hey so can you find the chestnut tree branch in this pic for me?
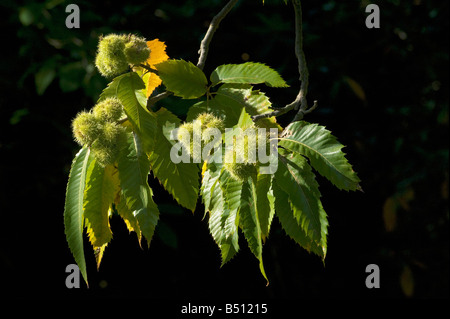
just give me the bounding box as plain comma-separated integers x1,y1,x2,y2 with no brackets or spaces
146,0,238,109
147,90,172,108
196,0,239,70
252,0,317,123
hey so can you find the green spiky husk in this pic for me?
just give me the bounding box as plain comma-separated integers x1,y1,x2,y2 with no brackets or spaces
123,35,150,65
95,34,129,78
92,97,124,122
72,111,102,146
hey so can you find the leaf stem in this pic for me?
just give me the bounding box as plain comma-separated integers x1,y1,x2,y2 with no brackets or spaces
147,91,172,108
196,0,239,70
138,64,158,74
117,117,128,124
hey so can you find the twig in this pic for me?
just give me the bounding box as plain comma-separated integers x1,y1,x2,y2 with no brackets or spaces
147,91,172,108
117,117,128,124
292,0,308,113
145,0,238,109
252,0,317,123
138,64,158,73
293,100,318,121
197,0,239,70
252,103,296,121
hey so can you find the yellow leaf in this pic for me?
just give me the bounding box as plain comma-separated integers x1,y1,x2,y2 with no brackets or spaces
144,39,169,97
115,192,141,236
94,244,108,270
146,39,169,66
382,197,397,232
398,187,414,211
344,76,366,102
201,161,207,179
145,72,163,98
400,265,414,297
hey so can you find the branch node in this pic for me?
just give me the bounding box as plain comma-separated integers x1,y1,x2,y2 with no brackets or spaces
293,100,318,122
147,91,172,109
251,0,316,125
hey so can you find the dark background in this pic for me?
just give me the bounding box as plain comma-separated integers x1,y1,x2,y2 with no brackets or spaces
0,0,448,303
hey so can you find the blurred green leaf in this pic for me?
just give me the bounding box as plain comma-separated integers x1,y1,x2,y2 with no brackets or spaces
18,7,34,26
9,108,29,125
156,221,178,249
35,65,56,95
59,62,84,92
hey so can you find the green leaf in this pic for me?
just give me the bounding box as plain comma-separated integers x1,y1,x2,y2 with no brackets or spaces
200,162,220,213
35,64,56,95
156,59,207,99
83,160,119,248
217,169,241,246
149,108,200,211
202,163,240,265
210,62,289,88
256,173,275,240
235,105,255,130
218,236,239,266
64,147,93,285
187,84,281,129
274,149,328,255
100,72,157,153
240,176,268,283
117,131,159,247
115,191,141,239
204,163,224,216
278,121,361,191
272,181,324,258
186,95,240,129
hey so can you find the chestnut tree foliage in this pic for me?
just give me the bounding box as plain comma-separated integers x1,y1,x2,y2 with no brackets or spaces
64,0,361,285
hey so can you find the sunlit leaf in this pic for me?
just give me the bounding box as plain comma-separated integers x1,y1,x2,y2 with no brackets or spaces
274,148,328,256
83,160,119,248
256,173,275,240
240,176,268,284
210,62,288,88
156,59,207,99
279,121,361,191
272,181,324,258
64,147,93,285
143,72,163,98
99,72,158,153
115,190,141,237
118,131,159,247
149,108,200,211
187,84,281,129
146,39,169,66
144,39,169,97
